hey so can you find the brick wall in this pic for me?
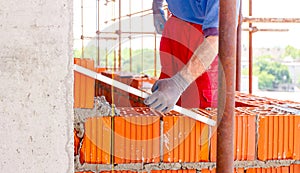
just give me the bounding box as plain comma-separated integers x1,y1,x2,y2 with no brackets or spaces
74,60,300,173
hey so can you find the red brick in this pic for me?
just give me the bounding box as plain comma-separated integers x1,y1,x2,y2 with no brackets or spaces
80,117,111,164
74,58,95,108
211,108,255,161
163,112,210,163
114,107,161,163
74,130,80,156
258,114,300,160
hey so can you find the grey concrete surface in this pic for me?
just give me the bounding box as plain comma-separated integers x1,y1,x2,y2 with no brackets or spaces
0,0,73,172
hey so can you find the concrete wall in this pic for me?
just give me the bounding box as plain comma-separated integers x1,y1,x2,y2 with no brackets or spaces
0,0,73,172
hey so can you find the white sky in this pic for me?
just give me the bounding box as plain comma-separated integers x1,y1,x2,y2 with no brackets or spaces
73,0,300,49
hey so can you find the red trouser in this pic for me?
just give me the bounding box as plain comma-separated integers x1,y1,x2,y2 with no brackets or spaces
159,16,218,109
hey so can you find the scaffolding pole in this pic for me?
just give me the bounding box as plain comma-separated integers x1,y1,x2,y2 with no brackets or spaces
236,0,242,91
217,0,237,172
248,0,253,94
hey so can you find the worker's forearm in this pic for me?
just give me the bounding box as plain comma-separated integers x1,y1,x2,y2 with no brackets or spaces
178,36,219,84
153,0,164,13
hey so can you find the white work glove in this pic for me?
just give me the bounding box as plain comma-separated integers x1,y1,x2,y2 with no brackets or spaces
144,73,189,113
152,1,166,34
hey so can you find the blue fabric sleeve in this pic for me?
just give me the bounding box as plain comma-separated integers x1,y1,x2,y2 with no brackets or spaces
153,0,164,13
203,0,219,36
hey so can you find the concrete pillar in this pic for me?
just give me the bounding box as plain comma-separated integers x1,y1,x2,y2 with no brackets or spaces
0,0,73,172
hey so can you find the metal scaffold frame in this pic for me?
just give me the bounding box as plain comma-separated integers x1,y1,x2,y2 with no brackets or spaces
76,0,300,172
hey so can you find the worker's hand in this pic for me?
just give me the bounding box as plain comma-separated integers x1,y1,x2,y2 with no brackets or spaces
152,1,166,34
144,73,189,113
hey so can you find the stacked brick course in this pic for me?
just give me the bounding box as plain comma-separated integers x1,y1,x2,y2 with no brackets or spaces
74,60,300,173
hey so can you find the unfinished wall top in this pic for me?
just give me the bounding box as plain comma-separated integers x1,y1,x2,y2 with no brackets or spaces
0,0,73,172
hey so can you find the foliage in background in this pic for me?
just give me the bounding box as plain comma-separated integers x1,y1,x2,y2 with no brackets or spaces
74,47,160,77
283,45,300,60
242,55,291,90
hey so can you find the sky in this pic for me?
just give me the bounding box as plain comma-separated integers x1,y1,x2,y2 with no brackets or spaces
241,0,300,48
73,0,300,50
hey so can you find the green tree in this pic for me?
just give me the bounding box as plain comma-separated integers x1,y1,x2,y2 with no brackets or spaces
283,45,300,60
255,55,291,90
74,47,160,77
258,71,275,90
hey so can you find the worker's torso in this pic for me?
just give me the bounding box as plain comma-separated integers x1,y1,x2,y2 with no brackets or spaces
166,0,210,24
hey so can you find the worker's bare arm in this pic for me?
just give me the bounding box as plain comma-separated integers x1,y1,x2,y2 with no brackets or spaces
178,35,219,84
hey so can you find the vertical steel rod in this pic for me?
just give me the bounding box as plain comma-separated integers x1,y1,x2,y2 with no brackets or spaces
97,0,100,66
129,0,132,72
114,49,117,69
141,0,144,74
217,0,237,172
249,0,253,94
154,33,157,77
81,0,84,59
105,40,108,69
236,0,242,91
118,0,122,70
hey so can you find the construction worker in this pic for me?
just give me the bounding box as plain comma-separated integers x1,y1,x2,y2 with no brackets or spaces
144,0,219,113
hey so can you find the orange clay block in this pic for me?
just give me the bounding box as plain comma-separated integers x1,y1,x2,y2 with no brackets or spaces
152,115,160,163
204,168,244,173
79,132,85,164
288,115,294,159
283,115,289,159
199,120,209,161
96,117,103,163
114,116,125,163
74,130,80,156
102,117,111,164
294,115,300,160
195,120,201,161
268,116,274,160
234,115,237,161
151,169,196,173
74,58,81,108
136,116,142,162
273,115,279,159
184,117,190,162
246,168,256,173
141,116,148,162
84,118,92,163
247,114,256,160
290,164,300,173
130,116,137,163
79,59,87,108
258,115,268,161
237,168,245,173
189,118,196,162
85,59,95,108
163,116,173,162
188,170,196,173
242,115,247,160
210,123,217,162
237,114,243,160
125,116,131,163
281,166,289,173
173,116,179,162
271,168,276,173
278,115,284,159
90,118,97,163
178,116,185,162
200,170,210,173
147,116,154,162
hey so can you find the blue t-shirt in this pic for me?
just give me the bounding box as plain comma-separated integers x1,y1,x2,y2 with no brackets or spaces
166,0,219,31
